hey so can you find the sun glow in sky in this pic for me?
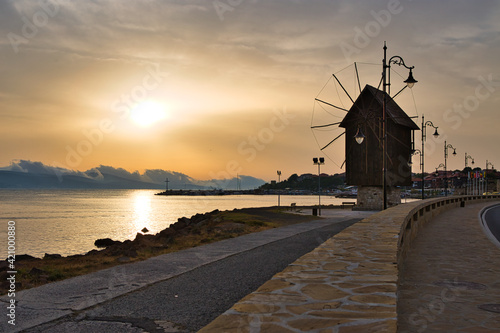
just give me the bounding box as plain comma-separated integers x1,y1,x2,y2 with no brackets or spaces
130,101,167,127
0,0,499,181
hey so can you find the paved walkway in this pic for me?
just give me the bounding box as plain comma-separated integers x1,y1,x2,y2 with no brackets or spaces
0,210,373,333
199,205,405,333
398,201,500,332
200,199,500,332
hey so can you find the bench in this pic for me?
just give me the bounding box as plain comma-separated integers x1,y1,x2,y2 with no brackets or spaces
341,202,356,209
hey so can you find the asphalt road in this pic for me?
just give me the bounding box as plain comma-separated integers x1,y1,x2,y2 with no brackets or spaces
28,218,360,333
482,203,500,246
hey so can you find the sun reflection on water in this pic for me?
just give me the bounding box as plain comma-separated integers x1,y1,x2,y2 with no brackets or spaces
132,192,152,233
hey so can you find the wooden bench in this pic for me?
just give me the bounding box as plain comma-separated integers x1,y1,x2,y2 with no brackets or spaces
341,202,356,209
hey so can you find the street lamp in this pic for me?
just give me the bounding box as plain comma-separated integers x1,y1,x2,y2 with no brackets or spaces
382,42,417,209
277,170,281,207
313,157,325,215
409,149,422,196
409,149,422,166
435,163,445,193
444,141,457,196
421,115,439,200
486,161,495,195
465,153,475,168
464,153,474,195
435,163,445,174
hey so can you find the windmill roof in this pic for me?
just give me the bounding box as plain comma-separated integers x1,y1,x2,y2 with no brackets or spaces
339,85,419,130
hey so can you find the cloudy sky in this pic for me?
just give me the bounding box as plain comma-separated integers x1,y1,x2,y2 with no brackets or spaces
1,0,499,181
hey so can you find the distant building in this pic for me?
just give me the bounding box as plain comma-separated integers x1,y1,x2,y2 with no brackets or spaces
411,177,422,188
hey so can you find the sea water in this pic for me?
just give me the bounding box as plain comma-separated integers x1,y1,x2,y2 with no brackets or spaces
0,189,351,258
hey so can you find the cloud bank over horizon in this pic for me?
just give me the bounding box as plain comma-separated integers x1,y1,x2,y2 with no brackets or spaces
0,160,266,190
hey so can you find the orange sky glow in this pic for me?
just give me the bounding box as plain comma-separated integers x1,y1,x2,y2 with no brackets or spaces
1,0,499,181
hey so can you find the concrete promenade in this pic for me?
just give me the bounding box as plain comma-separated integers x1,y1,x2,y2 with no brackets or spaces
200,196,500,332
199,206,405,332
398,201,500,332
0,210,372,333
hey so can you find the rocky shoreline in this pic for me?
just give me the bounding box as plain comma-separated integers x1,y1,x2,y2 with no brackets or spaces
90,209,224,259
1,206,320,294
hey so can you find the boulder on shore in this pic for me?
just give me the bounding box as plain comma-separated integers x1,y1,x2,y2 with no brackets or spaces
15,254,40,262
94,238,120,248
44,253,62,259
158,227,176,238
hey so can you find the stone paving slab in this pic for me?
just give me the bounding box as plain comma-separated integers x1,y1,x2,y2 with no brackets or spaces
398,201,500,332
0,210,371,333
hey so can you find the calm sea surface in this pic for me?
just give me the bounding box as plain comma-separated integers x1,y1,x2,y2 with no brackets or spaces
0,189,355,258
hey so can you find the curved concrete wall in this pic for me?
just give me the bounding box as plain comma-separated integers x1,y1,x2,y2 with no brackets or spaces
397,195,500,265
200,195,500,333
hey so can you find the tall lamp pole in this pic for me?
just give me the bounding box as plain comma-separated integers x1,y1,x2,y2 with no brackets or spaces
486,161,495,194
421,115,439,199
409,148,422,195
444,141,457,196
277,170,281,207
436,163,445,193
465,153,474,195
465,153,475,168
382,42,417,209
313,157,324,216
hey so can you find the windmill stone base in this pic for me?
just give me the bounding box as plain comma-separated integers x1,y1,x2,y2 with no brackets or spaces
355,186,401,211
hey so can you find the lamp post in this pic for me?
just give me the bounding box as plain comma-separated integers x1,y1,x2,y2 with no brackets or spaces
313,157,324,216
486,161,495,195
465,153,475,168
465,153,474,195
435,163,445,194
277,170,281,207
444,141,457,196
409,149,422,196
436,163,445,174
421,115,439,200
382,42,417,209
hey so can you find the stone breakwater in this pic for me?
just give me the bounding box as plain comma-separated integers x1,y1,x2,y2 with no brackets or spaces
200,195,500,332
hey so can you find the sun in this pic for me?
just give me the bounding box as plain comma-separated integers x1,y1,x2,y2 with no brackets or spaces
130,101,167,127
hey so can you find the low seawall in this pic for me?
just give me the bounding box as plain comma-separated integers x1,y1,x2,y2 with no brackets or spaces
199,195,500,332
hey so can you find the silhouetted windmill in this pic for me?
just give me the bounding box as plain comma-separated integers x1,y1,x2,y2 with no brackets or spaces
311,62,419,209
